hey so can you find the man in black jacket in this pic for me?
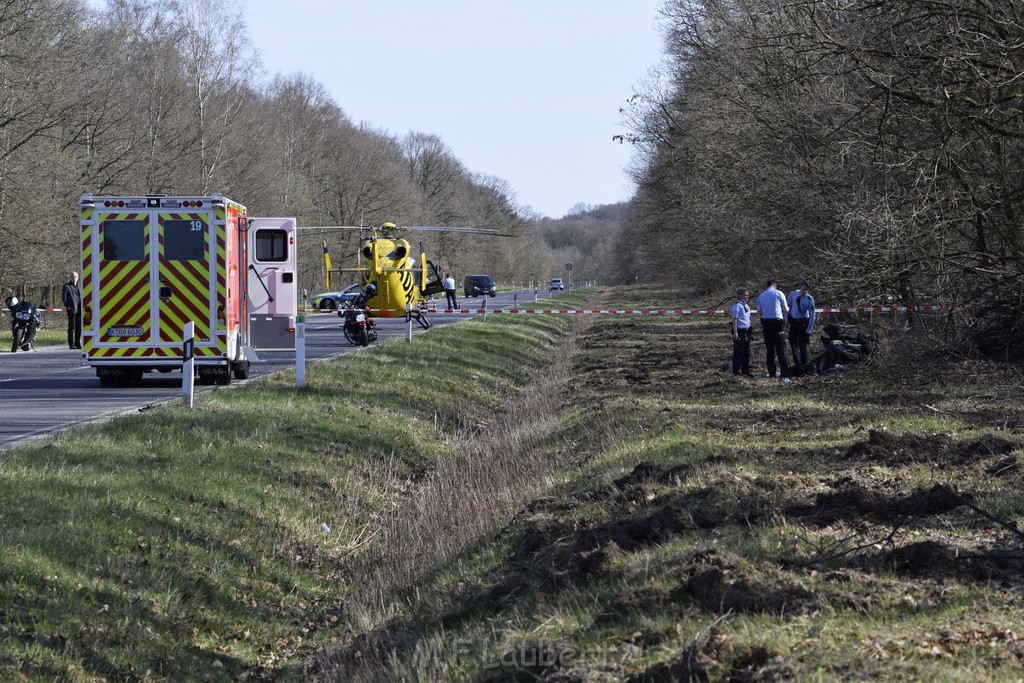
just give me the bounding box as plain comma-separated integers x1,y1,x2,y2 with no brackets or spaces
61,271,82,349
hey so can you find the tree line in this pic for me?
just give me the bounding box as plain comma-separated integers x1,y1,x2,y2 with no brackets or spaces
0,0,566,303
615,0,1024,355
533,202,627,285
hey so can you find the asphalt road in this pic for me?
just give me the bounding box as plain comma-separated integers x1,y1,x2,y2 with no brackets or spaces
0,290,538,452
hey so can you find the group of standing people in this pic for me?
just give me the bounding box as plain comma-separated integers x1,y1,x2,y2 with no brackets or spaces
731,280,816,378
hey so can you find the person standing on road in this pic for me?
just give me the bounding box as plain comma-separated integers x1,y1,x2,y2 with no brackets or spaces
756,280,790,378
443,273,458,310
787,281,816,375
61,271,82,349
730,287,753,377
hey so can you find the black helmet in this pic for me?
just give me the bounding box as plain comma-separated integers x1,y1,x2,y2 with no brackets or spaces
4,295,18,309
364,283,378,298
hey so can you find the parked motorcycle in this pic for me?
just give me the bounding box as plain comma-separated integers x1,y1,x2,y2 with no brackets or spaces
341,286,378,347
4,295,43,352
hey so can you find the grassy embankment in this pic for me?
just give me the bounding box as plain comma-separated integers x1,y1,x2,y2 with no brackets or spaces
4,285,1024,681
313,285,1024,682
0,291,586,680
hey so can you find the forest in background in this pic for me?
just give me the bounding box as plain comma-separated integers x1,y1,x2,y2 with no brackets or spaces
533,201,626,286
615,0,1024,355
15,0,1019,354
0,0,591,304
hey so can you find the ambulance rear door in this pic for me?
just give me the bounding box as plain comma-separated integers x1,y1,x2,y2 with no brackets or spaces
88,201,157,359
246,217,297,351
155,202,219,360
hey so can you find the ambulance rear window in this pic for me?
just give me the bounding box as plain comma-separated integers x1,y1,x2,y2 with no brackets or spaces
102,220,145,260
255,229,288,262
164,219,207,260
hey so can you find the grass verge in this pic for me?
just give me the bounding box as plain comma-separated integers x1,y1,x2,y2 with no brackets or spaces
6,284,1024,681
311,285,1024,682
1,324,64,351
0,293,587,680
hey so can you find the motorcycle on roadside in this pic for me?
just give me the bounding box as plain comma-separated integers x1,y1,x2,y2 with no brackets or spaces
4,295,43,352
341,285,378,347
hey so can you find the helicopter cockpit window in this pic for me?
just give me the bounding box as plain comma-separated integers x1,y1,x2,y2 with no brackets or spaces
255,229,288,262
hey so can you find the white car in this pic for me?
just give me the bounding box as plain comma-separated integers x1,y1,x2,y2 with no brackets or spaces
549,278,564,290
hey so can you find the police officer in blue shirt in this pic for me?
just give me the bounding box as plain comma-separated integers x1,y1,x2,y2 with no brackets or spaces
756,280,791,378
787,281,816,374
730,287,753,376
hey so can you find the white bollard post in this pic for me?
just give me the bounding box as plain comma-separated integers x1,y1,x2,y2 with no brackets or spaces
296,317,305,388
182,321,195,408
406,303,413,342
480,296,487,321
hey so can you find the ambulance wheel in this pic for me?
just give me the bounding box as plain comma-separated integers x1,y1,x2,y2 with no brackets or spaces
99,375,116,387
233,361,250,380
216,368,231,385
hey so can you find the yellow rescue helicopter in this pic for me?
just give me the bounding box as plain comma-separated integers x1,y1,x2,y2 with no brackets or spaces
301,222,511,327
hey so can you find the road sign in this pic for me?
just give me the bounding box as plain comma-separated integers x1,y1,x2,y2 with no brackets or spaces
565,263,573,270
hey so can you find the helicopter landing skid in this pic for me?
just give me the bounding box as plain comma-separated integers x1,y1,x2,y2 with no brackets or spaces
408,309,432,330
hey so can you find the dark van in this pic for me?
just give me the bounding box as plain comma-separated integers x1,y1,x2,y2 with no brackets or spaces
463,274,496,297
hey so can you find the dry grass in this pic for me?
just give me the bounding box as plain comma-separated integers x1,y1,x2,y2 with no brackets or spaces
348,308,591,626
308,285,1024,682
6,284,1023,681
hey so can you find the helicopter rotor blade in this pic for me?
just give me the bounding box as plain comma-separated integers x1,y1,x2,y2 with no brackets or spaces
296,224,514,237
402,225,514,236
295,226,366,237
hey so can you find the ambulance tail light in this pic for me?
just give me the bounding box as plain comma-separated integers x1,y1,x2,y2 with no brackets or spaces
83,305,92,327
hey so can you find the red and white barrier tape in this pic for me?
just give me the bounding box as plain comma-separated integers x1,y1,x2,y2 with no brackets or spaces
298,305,944,315
2,305,944,316
419,305,942,315
11,307,70,313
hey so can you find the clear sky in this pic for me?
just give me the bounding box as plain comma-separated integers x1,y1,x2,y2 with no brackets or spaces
243,0,665,219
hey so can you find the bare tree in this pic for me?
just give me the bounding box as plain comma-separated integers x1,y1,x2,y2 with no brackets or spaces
0,0,89,290
621,0,1024,354
0,0,542,298
401,131,467,224
174,0,258,193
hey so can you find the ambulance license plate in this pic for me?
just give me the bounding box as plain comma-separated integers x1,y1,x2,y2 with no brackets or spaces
107,325,144,337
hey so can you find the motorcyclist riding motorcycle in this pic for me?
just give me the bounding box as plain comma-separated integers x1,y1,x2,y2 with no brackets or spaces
4,295,43,352
341,283,378,347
